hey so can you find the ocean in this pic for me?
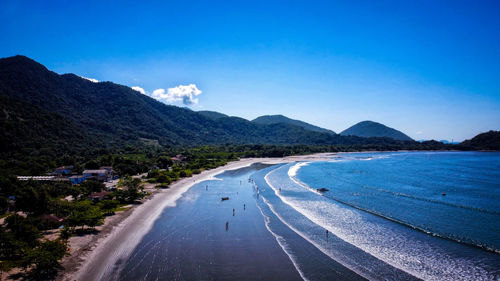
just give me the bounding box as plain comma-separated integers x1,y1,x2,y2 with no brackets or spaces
117,151,500,280
255,151,500,280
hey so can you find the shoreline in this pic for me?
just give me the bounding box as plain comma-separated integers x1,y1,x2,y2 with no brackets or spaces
55,150,473,280
58,150,488,280
61,156,320,281
57,151,395,280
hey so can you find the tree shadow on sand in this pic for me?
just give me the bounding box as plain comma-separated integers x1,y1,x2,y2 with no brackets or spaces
8,267,60,281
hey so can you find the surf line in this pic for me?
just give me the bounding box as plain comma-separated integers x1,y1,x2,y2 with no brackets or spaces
287,163,500,254
253,192,310,281
257,171,374,281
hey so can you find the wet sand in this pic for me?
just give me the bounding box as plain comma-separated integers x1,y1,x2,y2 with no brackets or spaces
66,158,280,280
117,164,303,280
65,154,337,281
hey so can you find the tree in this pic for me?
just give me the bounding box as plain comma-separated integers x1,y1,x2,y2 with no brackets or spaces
14,185,49,215
84,160,99,169
81,180,105,193
67,201,103,231
118,176,142,191
0,224,26,267
114,176,144,203
98,199,119,215
156,173,171,184
5,215,40,246
156,156,173,168
147,169,159,179
179,169,192,178
23,239,67,277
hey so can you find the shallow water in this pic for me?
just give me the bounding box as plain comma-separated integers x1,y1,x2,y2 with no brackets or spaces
267,151,500,280
117,164,337,280
117,152,500,280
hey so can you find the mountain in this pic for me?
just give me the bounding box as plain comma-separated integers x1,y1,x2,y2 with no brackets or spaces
340,121,413,141
0,55,366,149
0,94,101,174
252,115,335,134
439,140,460,145
460,131,500,150
0,55,452,174
197,110,228,120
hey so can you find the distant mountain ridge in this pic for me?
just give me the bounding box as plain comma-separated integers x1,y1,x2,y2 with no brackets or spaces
341,120,413,141
5,55,497,175
197,110,228,120
0,55,388,149
252,115,335,135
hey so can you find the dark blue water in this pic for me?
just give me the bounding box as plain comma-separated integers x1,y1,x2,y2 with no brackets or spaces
296,151,500,252
261,151,500,280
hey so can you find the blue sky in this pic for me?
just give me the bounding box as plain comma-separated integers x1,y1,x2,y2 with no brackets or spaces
1,0,499,141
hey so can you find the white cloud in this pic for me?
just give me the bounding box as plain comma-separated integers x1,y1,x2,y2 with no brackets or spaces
80,76,99,83
151,88,167,99
131,84,202,106
153,84,202,105
131,86,146,95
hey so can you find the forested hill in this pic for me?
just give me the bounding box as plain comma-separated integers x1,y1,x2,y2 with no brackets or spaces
340,120,413,141
0,55,467,175
0,55,388,148
460,131,500,150
252,115,336,134
197,110,228,120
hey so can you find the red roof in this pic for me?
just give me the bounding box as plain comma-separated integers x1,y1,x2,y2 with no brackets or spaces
89,191,111,199
39,214,64,223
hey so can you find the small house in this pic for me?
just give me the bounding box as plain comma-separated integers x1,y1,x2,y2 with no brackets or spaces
69,175,86,184
17,176,56,182
171,154,185,164
55,166,74,175
99,166,114,179
100,166,113,172
83,169,109,181
38,214,64,228
39,214,64,224
88,191,112,201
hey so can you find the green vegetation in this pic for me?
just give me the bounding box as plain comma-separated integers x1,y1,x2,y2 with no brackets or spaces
0,54,498,279
252,114,336,134
340,120,414,141
1,55,453,177
459,130,500,150
0,175,143,277
0,146,241,278
0,55,350,151
197,110,229,120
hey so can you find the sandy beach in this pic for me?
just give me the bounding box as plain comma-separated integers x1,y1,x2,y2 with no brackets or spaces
60,155,333,281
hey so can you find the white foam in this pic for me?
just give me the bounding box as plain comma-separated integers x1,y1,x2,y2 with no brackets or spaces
262,173,373,280
255,197,309,281
288,162,309,177
262,164,495,281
